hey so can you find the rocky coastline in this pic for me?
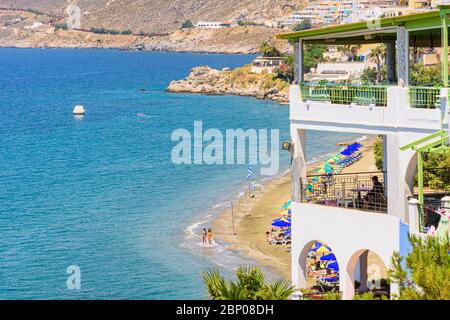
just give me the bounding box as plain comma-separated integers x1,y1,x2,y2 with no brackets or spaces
167,66,290,104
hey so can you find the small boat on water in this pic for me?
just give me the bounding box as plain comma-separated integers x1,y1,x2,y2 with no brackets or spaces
73,105,86,115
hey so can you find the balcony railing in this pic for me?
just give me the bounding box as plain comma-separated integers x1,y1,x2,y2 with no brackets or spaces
418,198,449,234
409,86,441,109
300,83,387,107
300,171,388,213
299,83,445,109
416,167,450,234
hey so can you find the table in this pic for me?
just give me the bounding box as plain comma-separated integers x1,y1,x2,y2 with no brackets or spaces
350,187,372,209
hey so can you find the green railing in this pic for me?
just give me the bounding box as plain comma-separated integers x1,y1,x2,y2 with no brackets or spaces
409,86,441,109
300,84,387,107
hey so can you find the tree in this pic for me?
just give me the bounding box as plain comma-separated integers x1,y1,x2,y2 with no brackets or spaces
303,44,326,73
337,45,361,61
374,138,384,171
368,44,386,83
361,67,378,84
276,55,294,83
181,20,194,29
389,235,450,300
202,265,295,300
292,19,312,31
258,42,282,57
120,29,132,35
409,63,442,86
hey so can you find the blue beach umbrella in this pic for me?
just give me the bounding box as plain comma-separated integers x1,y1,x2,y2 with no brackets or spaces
311,242,331,252
272,218,291,228
323,277,339,283
327,261,339,271
320,253,337,261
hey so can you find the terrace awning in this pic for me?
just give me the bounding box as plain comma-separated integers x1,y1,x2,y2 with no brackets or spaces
276,5,450,87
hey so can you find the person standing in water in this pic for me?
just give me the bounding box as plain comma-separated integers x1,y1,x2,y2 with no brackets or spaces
202,228,208,245
207,228,213,245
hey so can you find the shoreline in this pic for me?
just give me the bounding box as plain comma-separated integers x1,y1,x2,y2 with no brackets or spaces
212,136,379,279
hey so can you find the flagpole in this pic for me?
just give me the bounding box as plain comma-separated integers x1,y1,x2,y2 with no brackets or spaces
231,202,236,235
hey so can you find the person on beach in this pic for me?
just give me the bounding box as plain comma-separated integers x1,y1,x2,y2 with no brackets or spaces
207,228,213,245
202,228,207,245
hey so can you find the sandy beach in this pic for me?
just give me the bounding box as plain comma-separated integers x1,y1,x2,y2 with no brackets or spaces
214,136,379,279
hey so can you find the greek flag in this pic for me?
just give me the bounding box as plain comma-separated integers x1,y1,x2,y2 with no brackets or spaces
246,165,254,180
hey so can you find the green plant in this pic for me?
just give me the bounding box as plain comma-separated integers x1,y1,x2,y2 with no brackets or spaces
292,19,312,31
181,20,194,29
322,292,342,300
374,138,384,171
410,63,442,86
202,265,295,300
303,44,326,72
258,42,282,57
353,292,388,300
120,29,132,35
388,235,450,300
361,67,378,85
54,23,68,30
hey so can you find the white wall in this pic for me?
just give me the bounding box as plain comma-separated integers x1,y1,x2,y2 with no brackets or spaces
291,203,402,299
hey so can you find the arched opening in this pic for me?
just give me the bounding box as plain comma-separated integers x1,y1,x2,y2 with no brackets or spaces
298,240,340,296
346,249,389,299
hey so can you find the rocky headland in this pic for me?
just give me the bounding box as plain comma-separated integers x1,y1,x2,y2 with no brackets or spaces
167,65,290,104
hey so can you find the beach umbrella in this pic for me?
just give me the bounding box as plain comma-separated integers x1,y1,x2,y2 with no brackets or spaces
327,261,339,271
323,277,339,283
272,217,291,228
320,253,337,261
282,200,292,209
315,246,331,255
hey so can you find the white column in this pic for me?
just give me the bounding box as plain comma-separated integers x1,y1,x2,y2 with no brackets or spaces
291,128,307,203
396,26,409,86
386,134,402,219
408,198,420,234
358,251,369,293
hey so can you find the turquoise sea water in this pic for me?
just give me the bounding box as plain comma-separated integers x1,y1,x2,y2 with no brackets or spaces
0,49,358,299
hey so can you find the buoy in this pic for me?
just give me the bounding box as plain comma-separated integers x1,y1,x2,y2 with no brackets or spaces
73,105,86,115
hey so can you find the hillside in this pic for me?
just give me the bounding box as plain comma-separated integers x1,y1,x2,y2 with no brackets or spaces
0,0,306,33
0,8,291,53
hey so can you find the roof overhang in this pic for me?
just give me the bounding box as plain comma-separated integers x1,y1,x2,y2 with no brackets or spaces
276,9,445,44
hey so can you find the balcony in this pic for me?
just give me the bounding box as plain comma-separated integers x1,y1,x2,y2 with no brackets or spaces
300,83,388,107
290,84,445,135
299,171,388,214
299,83,443,109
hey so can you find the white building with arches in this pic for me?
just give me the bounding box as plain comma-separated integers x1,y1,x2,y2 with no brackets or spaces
277,7,450,299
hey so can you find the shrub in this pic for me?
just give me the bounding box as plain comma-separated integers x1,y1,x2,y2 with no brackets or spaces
181,20,194,29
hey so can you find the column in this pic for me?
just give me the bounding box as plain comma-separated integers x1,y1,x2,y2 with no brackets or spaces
440,8,449,87
358,251,369,293
408,198,420,234
385,41,397,84
291,128,307,203
294,39,304,84
396,26,409,86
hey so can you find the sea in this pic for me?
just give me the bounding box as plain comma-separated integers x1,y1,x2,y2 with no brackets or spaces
0,48,359,299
